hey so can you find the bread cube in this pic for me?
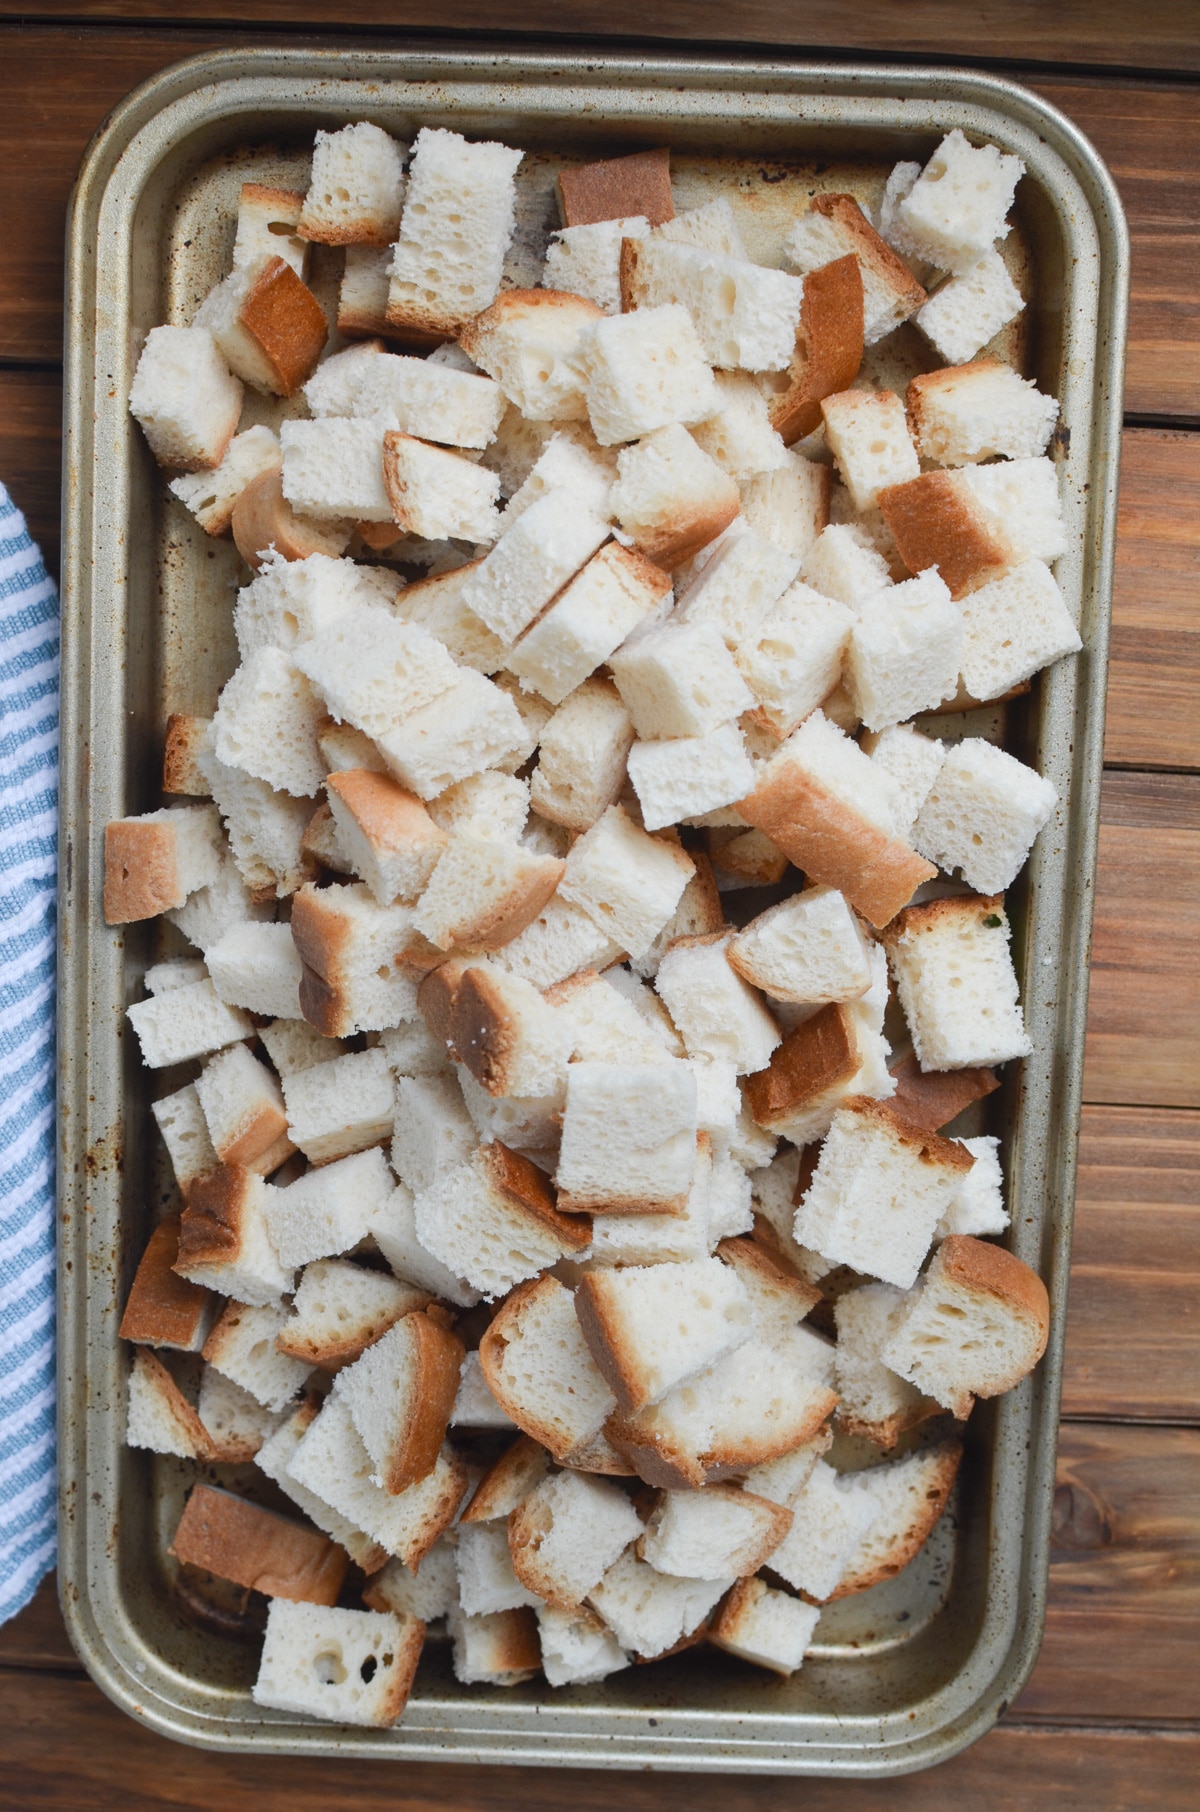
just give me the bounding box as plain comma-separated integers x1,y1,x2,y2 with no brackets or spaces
876,468,1016,601
232,182,307,277
579,303,720,446
558,145,673,227
559,804,695,960
162,712,213,798
493,892,626,990
959,557,1082,701
386,127,523,341
882,893,1031,1070
506,542,669,706
290,880,421,1037
640,1484,791,1580
263,1144,394,1268
650,194,743,257
174,1162,292,1305
391,1071,476,1193
234,550,371,662
338,245,393,338
953,456,1066,564
254,1403,389,1571
427,772,529,845
459,287,604,422
173,1483,348,1618
390,560,503,674
194,255,327,397
710,1576,821,1677
784,191,926,345
448,1606,540,1685
529,678,634,831
460,490,611,648
335,1310,463,1495
654,936,780,1075
200,1299,311,1412
820,388,919,513
542,215,651,314
728,885,872,1006
299,120,407,246
150,1087,219,1203
509,1471,643,1609
739,453,830,563
622,239,804,373
766,1459,881,1600
556,1058,697,1214
627,722,754,833
588,1548,731,1660
459,1434,550,1526
828,1440,962,1601
128,324,243,472
630,851,724,981
211,646,327,798
674,521,800,651
862,724,946,837
499,431,616,535
126,1347,216,1459
231,467,353,570
363,1538,459,1620
716,1235,820,1336
277,1258,431,1371
735,581,854,741
364,357,507,457
166,847,272,957
295,606,458,739
126,979,253,1071
379,1016,450,1081
891,130,1024,274
376,670,526,799
475,1275,614,1456
324,769,446,906
801,521,892,608
280,417,392,522
119,1214,216,1352
690,370,789,479
376,433,498,544
845,569,963,731
455,1521,540,1616
610,422,740,568
200,745,319,900
883,1235,1049,1418
887,1049,999,1135
168,424,281,536
104,803,222,924
918,248,1024,364
588,1144,715,1267
908,359,1059,466
366,1181,480,1308
450,963,573,1098
936,1134,1007,1240
302,339,384,418
282,1047,395,1164
913,737,1057,893
195,1041,292,1172
414,831,566,955
742,998,893,1146
609,619,753,742
538,1606,630,1687
832,1281,930,1447
415,1143,588,1299
575,1257,752,1414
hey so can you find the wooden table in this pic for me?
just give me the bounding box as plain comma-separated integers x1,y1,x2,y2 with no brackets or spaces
2,6,1197,1806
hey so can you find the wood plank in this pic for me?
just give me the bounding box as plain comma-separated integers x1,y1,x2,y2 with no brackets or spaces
0,0,1198,75
0,1579,77,1673
1063,1106,1200,1421
1,1667,1197,1810
1083,772,1200,1109
1104,429,1200,769
0,369,62,578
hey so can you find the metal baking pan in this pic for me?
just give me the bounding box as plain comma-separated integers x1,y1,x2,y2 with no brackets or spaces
57,45,1127,1776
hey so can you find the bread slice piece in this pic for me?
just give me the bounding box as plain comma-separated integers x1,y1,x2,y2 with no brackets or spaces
362,1537,458,1621
299,121,407,245
674,521,800,651
765,1458,881,1600
579,304,720,446
556,1059,697,1215
833,1281,931,1447
953,456,1066,564
529,678,634,832
610,619,754,740
253,1599,424,1727
231,468,353,570
587,1547,731,1660
280,417,393,523
450,963,572,1098
882,1235,1049,1417
845,569,963,732
455,1520,541,1615
630,850,724,981
690,370,789,479
126,979,254,1073
192,1363,283,1463
493,893,625,991
715,1236,822,1336
206,921,304,1025
277,1258,432,1370
427,771,530,844
232,182,306,277
151,1086,219,1201
126,1348,215,1459
558,147,673,227
459,288,604,422
640,1484,791,1581
537,1604,630,1686
654,934,780,1075
166,843,274,955
559,804,695,961
739,454,831,564
881,893,1032,1070
938,1133,1007,1238
194,1042,292,1172
908,359,1058,466
263,1144,394,1268
172,1478,350,1604
386,127,523,341
917,249,1024,365
289,881,421,1037
459,487,611,644
104,804,222,923
506,542,669,707
128,324,243,471
478,1274,618,1461
621,238,804,373
821,388,919,513
766,255,865,445
862,724,946,838
786,193,925,345
211,645,327,798
460,1433,551,1525
801,520,892,609
295,607,457,740
912,737,1057,894
381,432,501,544
119,1215,217,1352
415,1143,589,1299
448,1605,541,1685
609,423,740,568
826,1439,962,1600
890,129,1023,274
542,215,651,314
734,582,854,742
743,998,893,1147
887,1050,999,1134
877,468,1016,601
338,245,394,339
254,1402,387,1572
175,1163,292,1306
280,1048,395,1165
414,833,566,955
508,1470,643,1609
168,424,281,536
390,1070,476,1194
710,1575,820,1676
958,557,1082,701
194,254,327,397
368,1180,481,1308
334,1311,464,1494
376,670,527,799
499,427,617,530
628,723,755,834
325,769,447,906
201,1298,311,1411
728,885,873,1006
575,1258,752,1415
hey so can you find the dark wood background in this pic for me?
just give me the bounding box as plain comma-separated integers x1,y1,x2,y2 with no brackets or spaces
2,5,1198,1806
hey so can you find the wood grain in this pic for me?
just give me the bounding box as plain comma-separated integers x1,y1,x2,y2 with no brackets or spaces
0,369,62,577
1064,1106,1200,1421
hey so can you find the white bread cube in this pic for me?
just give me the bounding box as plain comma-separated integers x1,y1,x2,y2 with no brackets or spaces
627,723,755,833
175,1163,293,1305
456,1069,563,1162
459,288,604,422
691,371,789,479
676,521,800,649
560,805,695,960
623,239,803,373
821,389,919,513
829,1440,961,1601
490,672,554,772
833,1281,928,1447
302,340,384,418
767,1460,880,1600
377,669,527,799
195,1041,291,1172
630,851,725,982
234,550,370,662
499,428,617,532
728,885,872,1005
537,1605,630,1687
716,1235,819,1337
392,1071,476,1194
882,1235,1049,1418
655,196,747,258
878,159,922,242
918,250,1024,365
414,831,565,954
477,1274,617,1459
355,352,506,451
740,1427,832,1511
381,433,500,543
530,678,635,831
387,127,523,339
290,880,421,1037
610,620,753,741
459,1433,550,1523
193,250,323,394
325,768,447,905
575,1258,752,1414
954,456,1066,564
254,1599,423,1728
937,1134,1008,1239
448,1606,540,1685
740,453,831,563
414,1143,588,1299
393,562,505,674
152,1084,218,1197
379,1017,450,1079
493,893,626,991
744,989,896,1147
863,724,946,836
710,1576,821,1677
255,1404,389,1572
506,542,669,706
280,417,392,522
210,647,326,799
427,771,529,843
846,569,963,731
908,360,1059,465
449,963,573,1098
195,1366,281,1460
201,1299,311,1410
127,980,253,1071
167,844,273,952
282,1047,396,1163
609,422,740,568
588,1145,715,1267
654,936,780,1075
795,1099,972,1289
913,737,1057,893
478,406,556,495
801,521,892,608
278,1258,433,1370
542,215,650,314
363,1538,458,1622
640,1485,790,1580
784,194,925,345
143,958,208,998
959,558,1082,700
335,1310,464,1495
587,1547,731,1659
168,424,281,535
337,245,392,338
556,1059,697,1214
128,324,243,471
734,581,854,740
579,304,720,445
508,1470,643,1609
455,1521,540,1615
232,182,306,277
891,130,1024,274
881,893,1032,1069
299,121,407,246
263,1145,394,1268
295,607,458,740
368,1181,481,1307
104,803,223,923
126,1349,212,1459
460,488,611,645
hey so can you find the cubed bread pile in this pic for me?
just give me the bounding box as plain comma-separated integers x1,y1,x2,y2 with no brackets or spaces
114,122,1064,1728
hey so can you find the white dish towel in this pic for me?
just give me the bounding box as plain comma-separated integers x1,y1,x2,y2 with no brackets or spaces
0,480,59,1625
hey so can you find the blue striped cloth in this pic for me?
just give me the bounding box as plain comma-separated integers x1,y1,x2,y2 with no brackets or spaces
0,483,59,1626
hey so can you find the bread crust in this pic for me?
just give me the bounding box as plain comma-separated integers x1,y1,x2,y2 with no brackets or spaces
170,1482,348,1604
104,819,182,924
460,1432,551,1525
906,357,1003,449
887,1051,1000,1132
715,1234,823,1322
507,1493,580,1610
438,856,567,955
628,492,742,570
738,763,936,928
743,1003,859,1131
415,956,475,1052
480,1142,591,1253
120,1215,216,1349
238,256,328,397
130,1346,216,1458
707,825,789,888
326,768,445,869
826,1438,962,1600
214,1097,292,1170
276,1289,432,1371
937,1234,1051,1385
560,1427,638,1476
175,1163,255,1271
459,286,605,363
877,469,1014,599
162,714,211,797
379,1314,467,1495
232,468,350,570
572,1270,661,1415
557,147,674,228
769,254,865,445
450,967,527,1095
838,1095,977,1174
814,193,927,310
